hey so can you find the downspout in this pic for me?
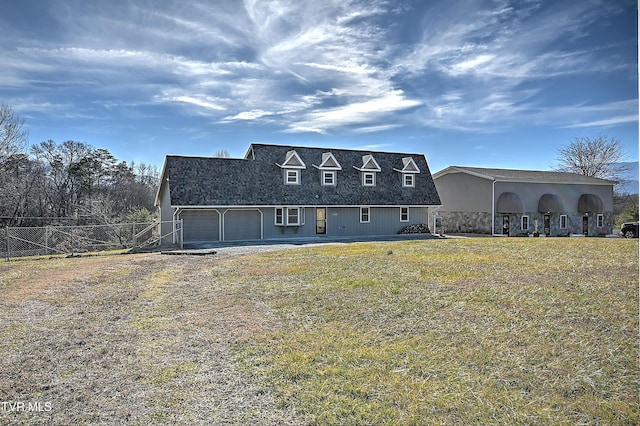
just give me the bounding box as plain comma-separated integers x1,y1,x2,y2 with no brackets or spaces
491,179,496,236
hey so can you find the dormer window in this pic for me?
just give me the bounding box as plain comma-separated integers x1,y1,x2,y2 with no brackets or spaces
276,150,306,185
322,170,336,186
286,169,300,185
403,174,414,187
354,154,381,187
362,172,376,186
394,157,420,188
313,152,342,186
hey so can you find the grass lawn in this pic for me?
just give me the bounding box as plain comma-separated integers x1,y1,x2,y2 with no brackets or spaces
0,238,637,424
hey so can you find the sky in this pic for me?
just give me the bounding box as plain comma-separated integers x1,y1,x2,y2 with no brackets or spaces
0,0,637,173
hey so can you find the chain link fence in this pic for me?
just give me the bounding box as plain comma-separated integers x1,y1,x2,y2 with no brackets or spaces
1,221,181,260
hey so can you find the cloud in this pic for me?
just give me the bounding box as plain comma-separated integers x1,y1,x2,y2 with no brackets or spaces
0,0,634,139
158,92,227,112
221,109,273,121
352,124,403,134
564,115,638,128
559,100,639,128
286,90,422,133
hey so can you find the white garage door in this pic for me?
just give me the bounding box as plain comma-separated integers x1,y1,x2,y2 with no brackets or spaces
181,210,219,242
224,210,261,241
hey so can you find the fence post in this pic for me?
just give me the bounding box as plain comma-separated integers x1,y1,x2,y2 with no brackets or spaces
45,226,49,256
4,227,9,261
71,226,75,256
179,219,184,249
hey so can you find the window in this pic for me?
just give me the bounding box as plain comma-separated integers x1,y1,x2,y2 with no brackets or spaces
560,215,567,229
597,214,604,227
287,208,299,225
322,170,336,186
403,173,414,187
360,207,370,223
275,208,284,225
285,169,299,185
394,157,420,187
275,207,305,226
363,172,376,186
400,207,409,222
314,152,342,186
521,215,529,231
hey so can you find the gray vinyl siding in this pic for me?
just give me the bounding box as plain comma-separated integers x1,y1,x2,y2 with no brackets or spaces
494,182,614,213
175,206,431,244
262,208,315,239
326,207,428,236
158,182,175,245
435,173,493,212
261,206,429,239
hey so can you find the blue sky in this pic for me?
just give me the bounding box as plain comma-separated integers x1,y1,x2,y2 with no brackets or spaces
0,0,637,173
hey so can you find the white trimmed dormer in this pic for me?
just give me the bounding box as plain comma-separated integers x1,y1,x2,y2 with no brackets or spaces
353,154,381,187
393,157,420,187
313,152,342,186
276,150,306,185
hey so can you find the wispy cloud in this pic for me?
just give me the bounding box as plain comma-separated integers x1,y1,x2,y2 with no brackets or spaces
0,0,635,140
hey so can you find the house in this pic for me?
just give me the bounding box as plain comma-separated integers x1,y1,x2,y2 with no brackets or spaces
155,143,441,245
430,166,615,236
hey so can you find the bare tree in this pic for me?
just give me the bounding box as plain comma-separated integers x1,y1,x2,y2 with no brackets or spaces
213,149,230,158
555,136,630,183
0,103,28,170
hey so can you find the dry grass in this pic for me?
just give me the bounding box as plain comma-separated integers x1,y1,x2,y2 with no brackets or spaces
0,252,301,425
0,238,637,425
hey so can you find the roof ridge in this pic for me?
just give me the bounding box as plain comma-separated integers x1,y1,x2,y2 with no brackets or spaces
249,142,423,156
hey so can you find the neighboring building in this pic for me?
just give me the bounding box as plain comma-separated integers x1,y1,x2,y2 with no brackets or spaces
155,143,441,245
431,166,615,236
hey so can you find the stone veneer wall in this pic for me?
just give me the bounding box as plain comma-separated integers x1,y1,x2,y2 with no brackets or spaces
430,210,614,236
431,211,492,234
494,212,614,236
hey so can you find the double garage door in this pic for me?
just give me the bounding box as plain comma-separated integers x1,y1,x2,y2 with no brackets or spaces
181,209,261,243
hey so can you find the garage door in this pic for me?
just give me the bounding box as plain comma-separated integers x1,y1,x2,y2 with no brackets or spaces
181,210,219,242
224,210,261,241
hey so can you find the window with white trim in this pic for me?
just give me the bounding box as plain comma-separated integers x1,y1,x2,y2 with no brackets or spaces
314,152,342,186
275,207,305,226
560,215,567,229
322,170,336,186
400,207,409,222
597,214,604,227
285,169,299,185
275,208,284,225
360,207,370,223
362,172,376,186
521,215,529,231
403,173,414,187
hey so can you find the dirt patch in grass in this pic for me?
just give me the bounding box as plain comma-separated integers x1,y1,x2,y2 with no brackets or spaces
0,238,637,425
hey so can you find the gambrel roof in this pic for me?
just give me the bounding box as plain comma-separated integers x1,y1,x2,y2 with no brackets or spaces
157,143,441,207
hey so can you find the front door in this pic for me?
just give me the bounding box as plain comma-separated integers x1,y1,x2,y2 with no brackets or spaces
582,215,589,236
502,215,510,236
316,208,327,234
543,214,551,236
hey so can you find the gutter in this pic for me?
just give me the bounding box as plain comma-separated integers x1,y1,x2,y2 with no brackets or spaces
491,179,497,236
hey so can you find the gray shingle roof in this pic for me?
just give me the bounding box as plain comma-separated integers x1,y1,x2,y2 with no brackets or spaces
438,166,616,185
162,143,441,207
